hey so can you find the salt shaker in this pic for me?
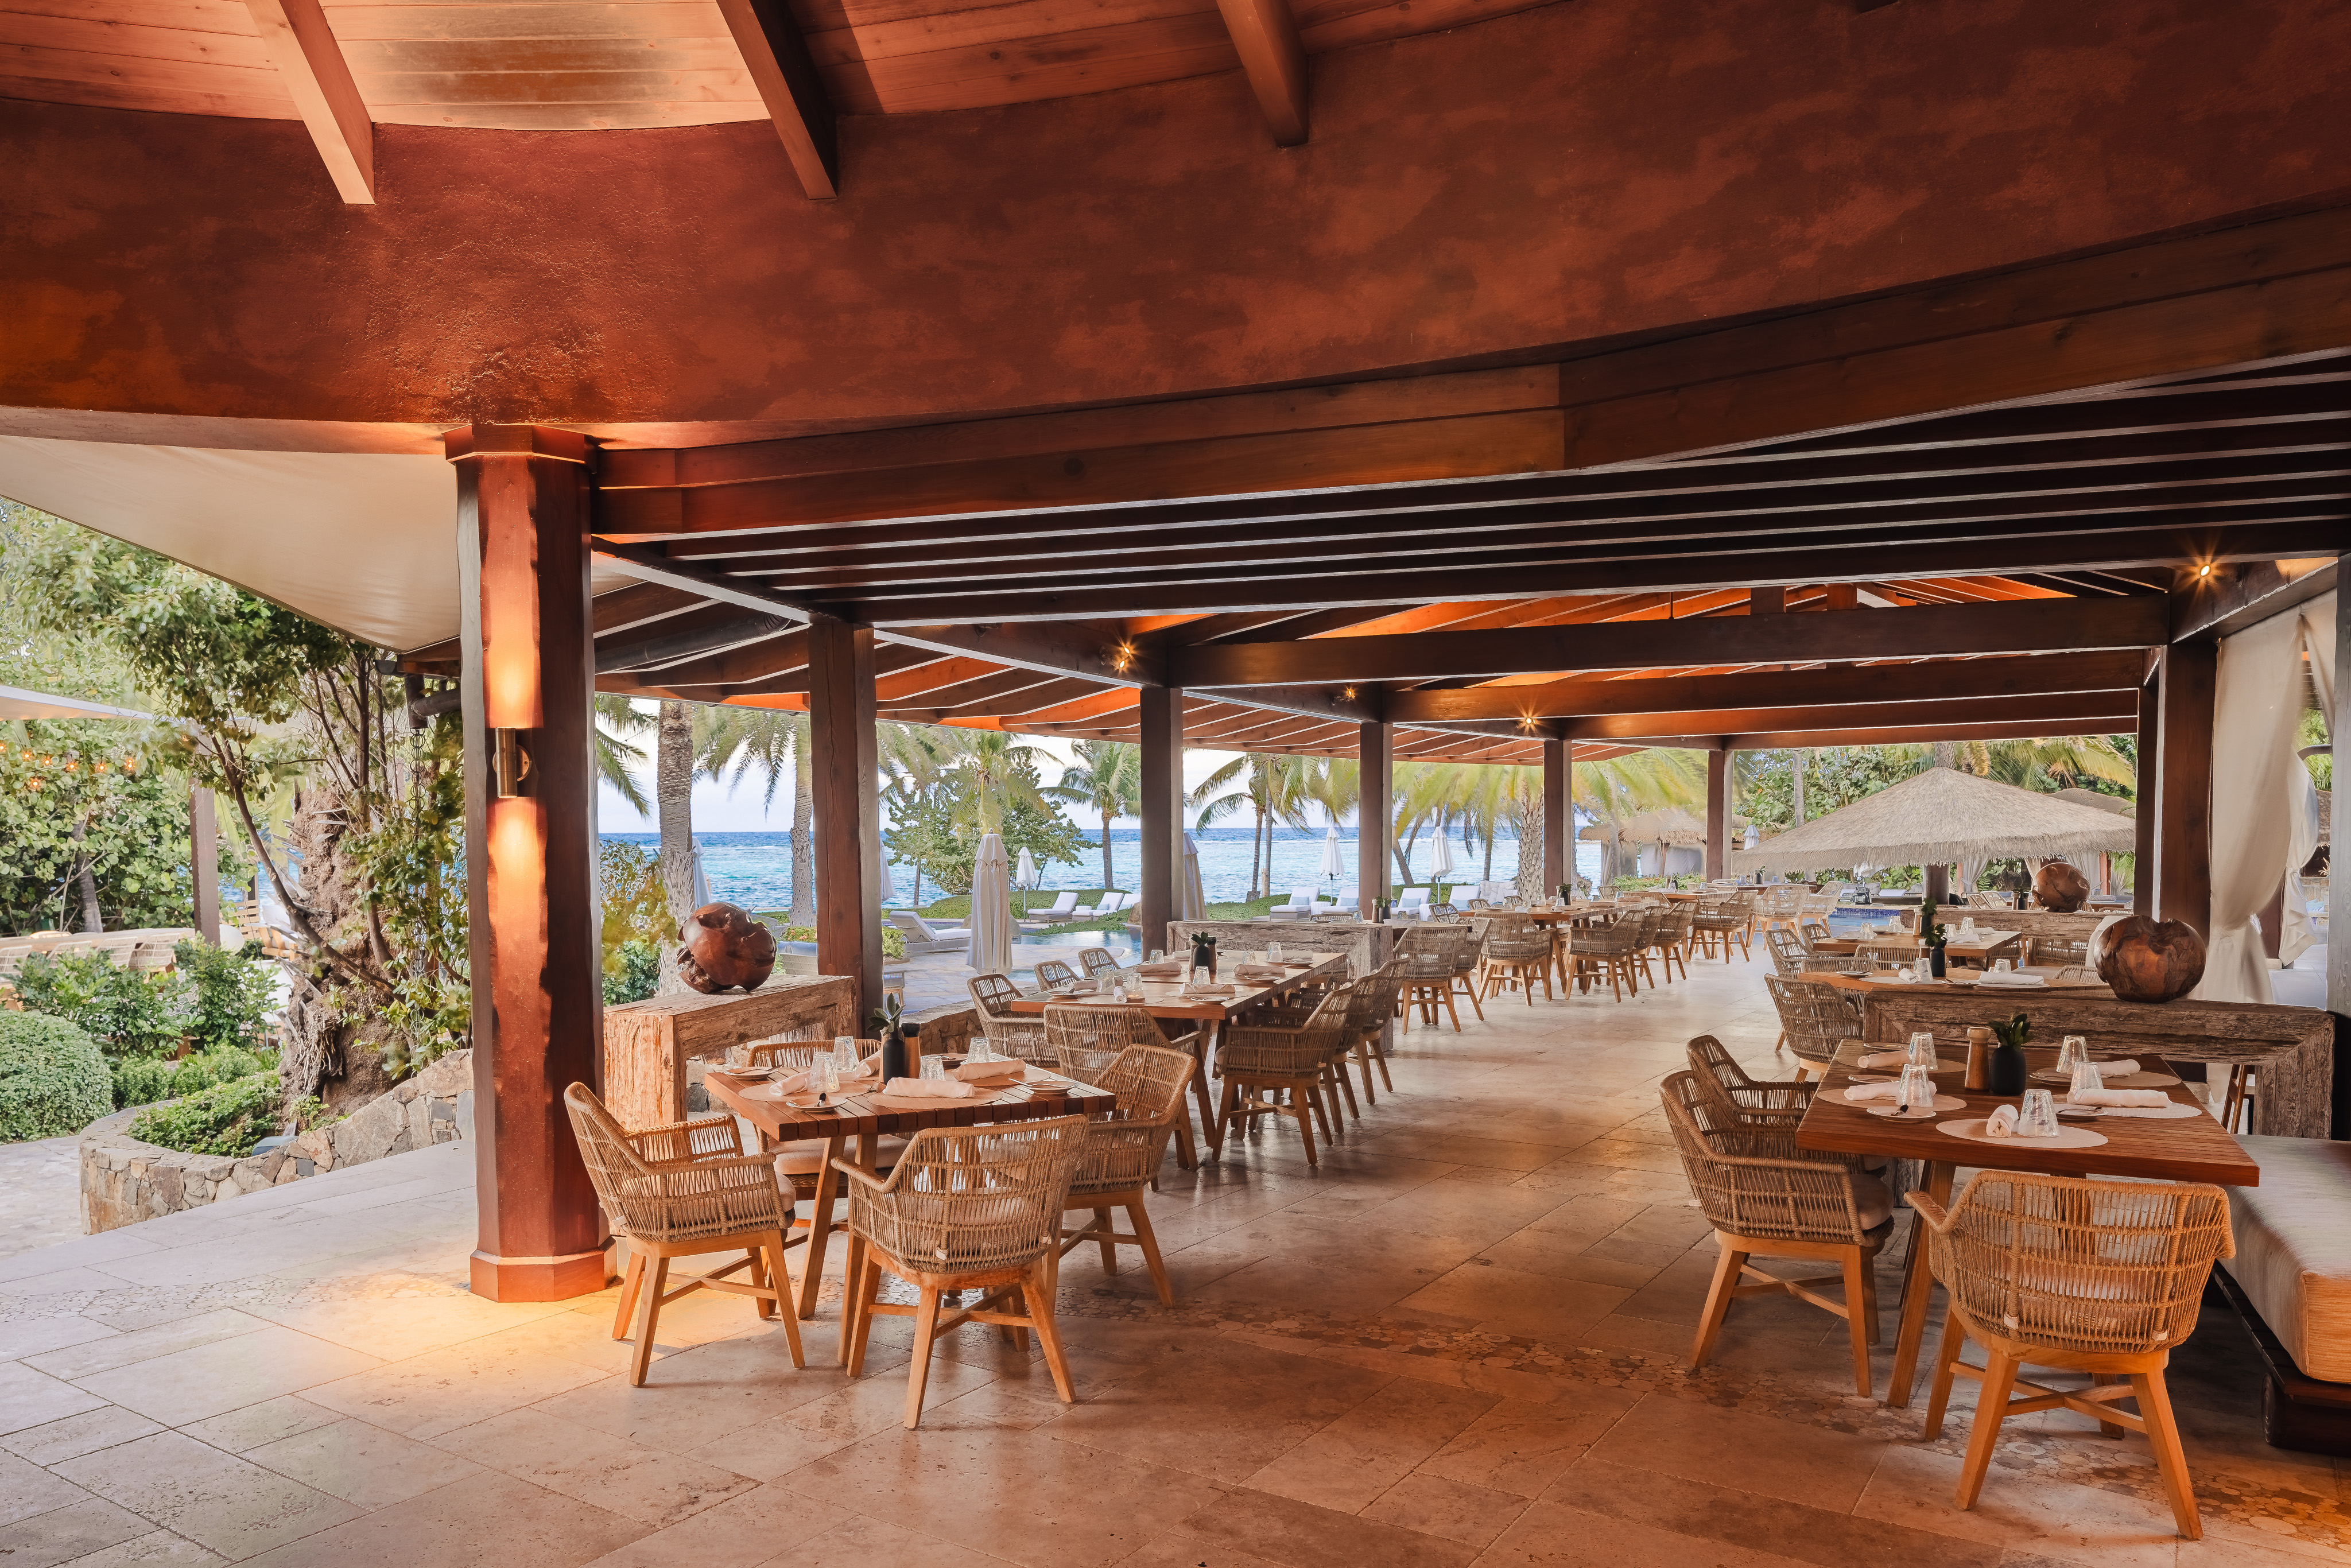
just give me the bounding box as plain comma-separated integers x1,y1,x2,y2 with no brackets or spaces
1964,1026,1993,1092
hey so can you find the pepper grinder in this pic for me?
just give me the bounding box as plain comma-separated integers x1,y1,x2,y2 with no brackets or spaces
1964,1026,1993,1093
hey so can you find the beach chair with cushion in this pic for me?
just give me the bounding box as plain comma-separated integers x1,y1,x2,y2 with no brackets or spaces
1395,888,1432,920
886,912,971,954
1023,891,1081,926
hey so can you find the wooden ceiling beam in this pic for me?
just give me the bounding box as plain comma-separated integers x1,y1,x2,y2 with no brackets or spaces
1214,0,1309,145
1557,690,2141,742
1178,595,2168,686
399,581,711,670
243,0,373,203
1635,717,2144,750
713,0,838,199
596,608,794,673
842,514,2346,622
1376,649,2150,723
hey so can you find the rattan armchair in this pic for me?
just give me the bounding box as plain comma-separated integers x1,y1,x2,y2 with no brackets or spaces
1661,1070,1891,1396
839,1116,1089,1427
1033,958,1080,991
1764,926,1807,978
1764,973,1860,1081
968,972,1052,1060
563,1083,806,1386
1914,1171,2234,1538
1214,995,1350,1167
1340,962,1402,1100
1567,913,1643,1000
1076,946,1122,980
1685,1034,1814,1127
1692,892,1755,961
1654,902,1696,982
1394,926,1468,1031
1061,1044,1196,1304
1797,917,1832,950
1042,1002,1197,1166
1445,921,1488,1021
1478,917,1555,1004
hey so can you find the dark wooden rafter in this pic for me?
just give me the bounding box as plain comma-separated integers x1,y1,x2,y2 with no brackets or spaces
243,0,373,203
713,0,839,200
1213,0,1308,145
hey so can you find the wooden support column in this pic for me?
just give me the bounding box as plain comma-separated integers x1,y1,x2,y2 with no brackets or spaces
2158,638,2218,940
1704,747,1728,880
1137,688,1184,954
451,425,605,1303
1358,721,1391,915
808,615,880,1023
1540,739,1568,894
2327,564,2350,1138
188,787,220,945
2135,669,2159,916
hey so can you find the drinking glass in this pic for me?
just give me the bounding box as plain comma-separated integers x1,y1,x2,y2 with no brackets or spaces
1907,1031,1937,1068
726,1042,754,1069
836,1038,863,1079
1149,949,1165,964
2067,1058,2104,1099
1992,957,2013,973
969,1036,995,1064
1192,965,1211,987
1111,982,1129,1004
2018,1088,2060,1137
2057,1034,2088,1075
920,1054,945,1081
1896,1064,1935,1115
809,1057,837,1099
1267,940,1284,964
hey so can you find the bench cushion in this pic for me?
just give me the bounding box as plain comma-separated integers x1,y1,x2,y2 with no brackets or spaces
2223,1134,2351,1383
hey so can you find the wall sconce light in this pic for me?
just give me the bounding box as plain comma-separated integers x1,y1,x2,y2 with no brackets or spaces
1341,686,1357,702
491,727,534,798
1109,642,1137,674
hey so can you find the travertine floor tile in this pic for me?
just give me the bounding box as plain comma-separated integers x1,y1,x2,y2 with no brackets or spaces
51,1431,362,1561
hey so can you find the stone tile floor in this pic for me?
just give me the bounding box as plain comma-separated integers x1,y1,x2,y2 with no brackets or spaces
1,953,2344,1567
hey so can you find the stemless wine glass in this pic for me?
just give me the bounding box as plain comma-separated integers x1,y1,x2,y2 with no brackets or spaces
920,1054,946,1082
836,1037,863,1080
809,1057,837,1099
2018,1087,2060,1136
1907,1031,1937,1068
969,1035,994,1064
2067,1058,2104,1099
1150,949,1166,964
1192,964,1211,987
1267,940,1284,964
1896,1064,1934,1115
2057,1034,2088,1075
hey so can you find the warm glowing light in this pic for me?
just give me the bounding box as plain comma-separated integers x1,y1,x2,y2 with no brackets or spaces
2198,563,2212,577
1341,686,1356,701
1108,641,1138,674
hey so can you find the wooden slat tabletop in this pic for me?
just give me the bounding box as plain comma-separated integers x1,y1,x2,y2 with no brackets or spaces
1794,1041,2259,1186
704,1064,1114,1146
1817,970,2114,998
1005,949,1347,1020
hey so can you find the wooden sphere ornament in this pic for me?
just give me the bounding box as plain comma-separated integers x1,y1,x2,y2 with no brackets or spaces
2033,860,2090,913
677,902,776,993
2092,914,2204,1004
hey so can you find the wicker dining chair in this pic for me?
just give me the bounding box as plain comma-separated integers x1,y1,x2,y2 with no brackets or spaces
1394,927,1467,1031
1764,926,1807,979
1692,892,1755,961
1654,902,1697,982
1042,1002,1197,1167
562,1082,806,1386
1076,946,1124,980
838,1117,1089,1429
1060,1045,1197,1304
1465,898,1492,911
1567,913,1643,1000
1764,972,1861,1081
1797,917,1833,950
1685,1034,1815,1127
1914,1172,2234,1538
1661,1070,1891,1397
1444,922,1488,1022
1479,917,1555,1004
1215,998,1351,1167
1855,938,1921,965
1033,958,1080,991
1339,962,1402,1100
967,972,1052,1061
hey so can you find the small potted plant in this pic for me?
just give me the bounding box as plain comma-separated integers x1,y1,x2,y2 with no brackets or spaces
1988,1010,2031,1095
1919,898,1949,979
1189,931,1219,980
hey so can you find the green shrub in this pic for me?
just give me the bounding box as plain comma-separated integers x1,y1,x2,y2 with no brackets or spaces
13,949,187,1059
129,1070,284,1157
111,1044,275,1111
0,1013,116,1140
173,940,277,1052
602,938,661,1005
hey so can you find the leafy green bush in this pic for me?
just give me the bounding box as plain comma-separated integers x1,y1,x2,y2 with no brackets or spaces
0,1012,115,1140
13,949,186,1059
173,940,277,1052
602,939,661,1005
111,1044,275,1111
129,1070,284,1157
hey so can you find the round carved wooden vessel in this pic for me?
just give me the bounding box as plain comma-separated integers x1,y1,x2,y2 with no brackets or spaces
2033,860,2090,913
2092,914,2204,1003
677,903,777,993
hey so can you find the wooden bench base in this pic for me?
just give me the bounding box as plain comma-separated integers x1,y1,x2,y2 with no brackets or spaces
2212,1268,2351,1457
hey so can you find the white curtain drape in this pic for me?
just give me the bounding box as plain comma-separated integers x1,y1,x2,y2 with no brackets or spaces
2192,611,2307,1003
2288,591,2338,960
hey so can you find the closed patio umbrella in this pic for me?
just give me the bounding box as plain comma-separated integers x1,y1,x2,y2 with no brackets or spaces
1015,846,1039,916
689,839,711,909
1319,825,1344,881
969,832,1014,973
1429,829,1456,884
878,833,896,906
1180,831,1205,920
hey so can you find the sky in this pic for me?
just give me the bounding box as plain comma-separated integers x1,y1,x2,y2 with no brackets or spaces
596,734,1296,834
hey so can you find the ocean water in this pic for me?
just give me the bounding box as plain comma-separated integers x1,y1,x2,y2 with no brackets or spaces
606,827,1607,911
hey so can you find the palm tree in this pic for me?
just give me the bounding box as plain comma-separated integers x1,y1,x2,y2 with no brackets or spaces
653,698,696,990
1043,740,1140,892
593,695,653,814
696,705,812,920
1190,753,1311,897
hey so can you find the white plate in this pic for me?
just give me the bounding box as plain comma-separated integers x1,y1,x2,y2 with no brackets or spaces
2080,1100,2204,1120
1935,1117,2108,1150
1867,1096,1966,1117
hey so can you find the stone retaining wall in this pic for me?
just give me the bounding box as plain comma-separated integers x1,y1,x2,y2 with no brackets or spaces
80,1050,475,1234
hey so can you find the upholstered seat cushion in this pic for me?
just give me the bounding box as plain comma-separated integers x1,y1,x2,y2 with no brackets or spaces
2222,1135,2351,1383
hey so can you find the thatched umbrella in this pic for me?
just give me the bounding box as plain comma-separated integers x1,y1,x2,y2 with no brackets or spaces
1580,807,1713,880
1728,767,2138,876
2053,787,2133,816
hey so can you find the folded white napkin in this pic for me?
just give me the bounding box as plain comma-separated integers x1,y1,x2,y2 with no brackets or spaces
1137,963,1185,980
768,1069,808,1094
2066,1086,2168,1108
955,1059,1024,1084
1235,965,1285,981
2080,1058,2141,1077
883,1077,976,1099
1978,971,2046,988
1843,1081,1910,1103
1857,1048,1933,1070
1183,984,1237,998
1983,1104,2020,1138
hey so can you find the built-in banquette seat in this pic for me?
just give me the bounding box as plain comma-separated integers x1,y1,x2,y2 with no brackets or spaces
2216,1135,2351,1454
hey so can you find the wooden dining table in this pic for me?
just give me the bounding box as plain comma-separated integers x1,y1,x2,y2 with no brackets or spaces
1795,1039,2259,1408
704,1061,1115,1322
1008,948,1349,1152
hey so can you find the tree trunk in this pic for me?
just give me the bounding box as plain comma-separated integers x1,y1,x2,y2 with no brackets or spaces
1101,811,1115,893
789,738,813,923
1483,825,1496,880
1513,813,1544,903
1931,740,1958,769
69,817,102,932
1793,749,1808,822
655,699,696,992
1250,805,1263,898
